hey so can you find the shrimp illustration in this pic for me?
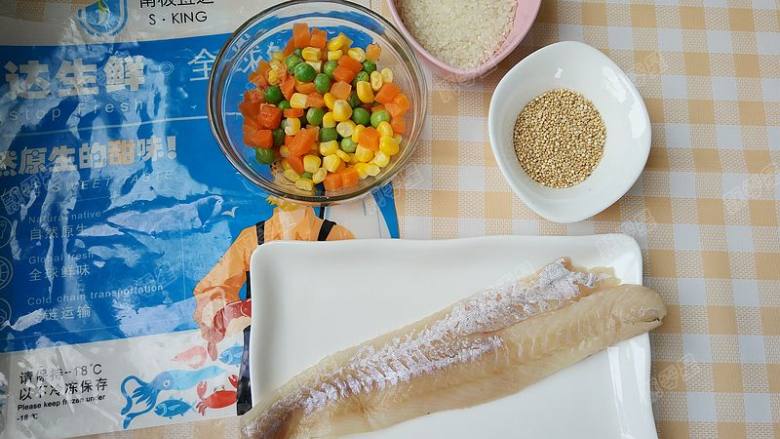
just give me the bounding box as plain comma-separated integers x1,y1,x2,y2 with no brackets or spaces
120,365,223,428
204,299,251,360
195,374,239,416
172,345,210,369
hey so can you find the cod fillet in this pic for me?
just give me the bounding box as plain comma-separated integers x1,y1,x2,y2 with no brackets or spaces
241,258,666,438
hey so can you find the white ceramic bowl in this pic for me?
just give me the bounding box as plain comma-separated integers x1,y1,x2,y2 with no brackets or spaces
488,41,651,223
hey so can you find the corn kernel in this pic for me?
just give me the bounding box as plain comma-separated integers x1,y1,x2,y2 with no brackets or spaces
290,93,308,109
312,168,327,184
281,159,292,171
306,60,322,72
348,152,357,163
347,47,366,63
270,59,284,71
267,68,280,85
323,93,336,110
322,111,336,128
332,99,353,122
354,163,370,179
335,149,351,163
323,154,342,172
380,67,393,83
354,144,374,163
351,124,365,143
319,140,339,156
327,33,351,51
372,150,390,168
365,163,380,177
303,154,321,174
301,47,321,62
284,117,301,135
370,71,383,91
336,120,356,138
393,134,403,144
379,135,400,155
271,51,284,61
295,178,314,191
279,146,290,158
283,169,300,182
327,50,343,61
377,121,393,138
356,81,374,103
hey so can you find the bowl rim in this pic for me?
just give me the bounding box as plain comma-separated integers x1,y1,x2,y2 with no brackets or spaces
488,41,652,223
384,0,542,79
207,0,428,205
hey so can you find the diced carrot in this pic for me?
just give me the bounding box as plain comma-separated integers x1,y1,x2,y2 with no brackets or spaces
332,66,355,83
310,28,327,49
285,155,305,174
288,127,317,156
258,104,282,129
256,129,274,148
243,115,259,129
283,107,304,118
384,102,403,119
330,81,352,100
340,168,359,188
280,76,295,101
283,37,296,56
358,126,380,150
371,104,385,113
393,93,411,112
323,172,343,191
307,92,324,108
243,123,258,146
292,23,310,49
295,80,316,94
390,117,406,134
243,125,273,149
284,135,294,146
250,61,271,87
338,55,363,74
365,43,381,61
375,82,401,104
239,100,259,119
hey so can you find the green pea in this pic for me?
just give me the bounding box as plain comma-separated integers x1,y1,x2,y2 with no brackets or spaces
255,147,275,165
293,62,316,82
272,128,285,147
370,109,390,128
319,127,338,142
285,54,302,71
306,107,325,126
264,85,283,104
314,73,331,95
362,60,376,74
355,71,369,83
352,107,370,126
323,60,338,78
277,100,291,110
340,137,357,153
301,172,313,179
348,91,361,108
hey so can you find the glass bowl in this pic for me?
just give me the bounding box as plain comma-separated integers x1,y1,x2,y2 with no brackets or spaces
208,0,428,205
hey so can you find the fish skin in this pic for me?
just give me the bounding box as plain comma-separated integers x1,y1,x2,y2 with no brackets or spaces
240,260,666,439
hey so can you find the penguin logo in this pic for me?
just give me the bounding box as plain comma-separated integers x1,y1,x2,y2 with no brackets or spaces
76,0,128,36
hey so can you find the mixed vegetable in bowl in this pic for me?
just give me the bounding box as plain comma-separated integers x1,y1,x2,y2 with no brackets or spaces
239,22,412,193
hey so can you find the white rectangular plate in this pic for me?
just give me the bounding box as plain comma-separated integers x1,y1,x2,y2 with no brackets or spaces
249,235,658,439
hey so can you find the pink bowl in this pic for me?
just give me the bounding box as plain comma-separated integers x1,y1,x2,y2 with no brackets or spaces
385,0,542,82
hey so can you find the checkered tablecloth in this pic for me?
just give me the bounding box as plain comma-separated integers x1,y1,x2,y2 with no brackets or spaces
65,1,777,438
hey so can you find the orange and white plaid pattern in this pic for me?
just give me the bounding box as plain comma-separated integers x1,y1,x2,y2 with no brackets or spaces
49,0,776,438
391,2,780,438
